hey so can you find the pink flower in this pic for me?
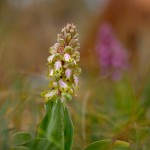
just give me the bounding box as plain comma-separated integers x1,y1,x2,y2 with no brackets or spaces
95,23,129,80
65,69,72,79
54,61,62,70
64,53,71,62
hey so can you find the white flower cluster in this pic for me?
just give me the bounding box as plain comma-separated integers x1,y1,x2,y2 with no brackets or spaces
43,24,81,102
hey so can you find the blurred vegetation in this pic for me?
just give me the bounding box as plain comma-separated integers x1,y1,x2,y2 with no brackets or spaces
0,0,150,150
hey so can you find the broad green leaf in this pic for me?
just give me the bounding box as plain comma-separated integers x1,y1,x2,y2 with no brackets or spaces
23,138,61,150
12,132,32,146
112,140,132,150
84,139,112,150
37,100,54,138
46,99,64,150
64,107,74,150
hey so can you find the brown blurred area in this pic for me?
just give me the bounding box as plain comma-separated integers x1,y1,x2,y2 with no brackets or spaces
0,0,88,86
82,0,150,76
0,0,150,85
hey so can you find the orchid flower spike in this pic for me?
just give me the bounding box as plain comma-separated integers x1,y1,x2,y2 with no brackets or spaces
42,24,81,102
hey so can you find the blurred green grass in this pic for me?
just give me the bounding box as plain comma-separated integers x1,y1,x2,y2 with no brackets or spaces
0,71,150,150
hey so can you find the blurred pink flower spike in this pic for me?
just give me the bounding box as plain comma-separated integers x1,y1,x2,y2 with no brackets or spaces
95,23,129,80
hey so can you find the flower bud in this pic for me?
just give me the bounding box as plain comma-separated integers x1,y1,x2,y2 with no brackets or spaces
64,46,73,53
66,33,72,43
61,93,72,101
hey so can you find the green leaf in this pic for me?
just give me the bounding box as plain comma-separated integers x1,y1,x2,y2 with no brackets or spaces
85,140,133,150
12,132,32,146
46,99,64,150
84,139,112,150
23,138,61,150
37,98,75,150
64,107,74,150
37,100,54,138
112,140,132,150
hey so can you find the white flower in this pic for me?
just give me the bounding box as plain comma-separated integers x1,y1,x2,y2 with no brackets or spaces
47,55,55,63
54,61,62,70
53,82,58,87
49,69,54,76
59,79,68,90
64,53,71,62
65,69,72,79
45,90,56,99
73,59,77,65
74,75,79,86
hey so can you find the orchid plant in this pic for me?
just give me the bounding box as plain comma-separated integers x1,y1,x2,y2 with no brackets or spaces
11,24,133,150
95,23,129,80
